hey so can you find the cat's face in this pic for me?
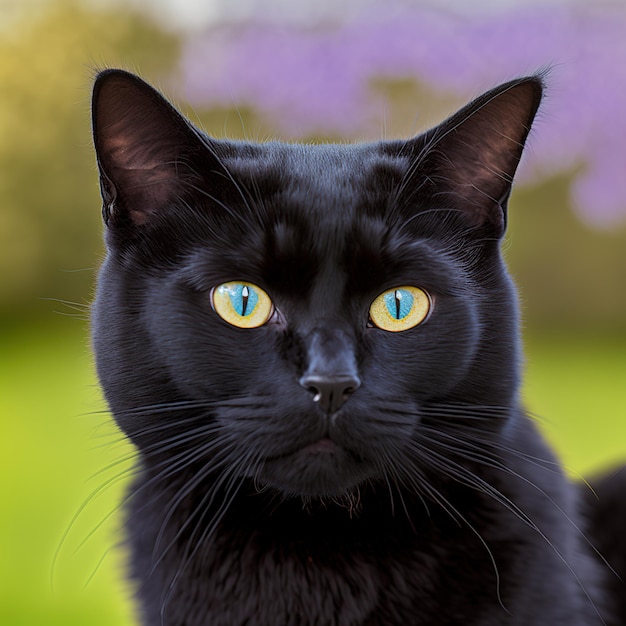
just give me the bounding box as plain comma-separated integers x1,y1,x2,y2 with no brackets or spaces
92,71,542,499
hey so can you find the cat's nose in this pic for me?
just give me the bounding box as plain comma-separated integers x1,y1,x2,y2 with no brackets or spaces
300,374,361,414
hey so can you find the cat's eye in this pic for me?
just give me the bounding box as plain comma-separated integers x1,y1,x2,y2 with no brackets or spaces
211,282,274,328
369,286,431,332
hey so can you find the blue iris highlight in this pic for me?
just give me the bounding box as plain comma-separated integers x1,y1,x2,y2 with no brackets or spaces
384,289,413,320
229,284,258,317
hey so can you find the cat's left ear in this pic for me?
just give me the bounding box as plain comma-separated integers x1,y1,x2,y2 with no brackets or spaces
406,76,543,236
92,69,208,228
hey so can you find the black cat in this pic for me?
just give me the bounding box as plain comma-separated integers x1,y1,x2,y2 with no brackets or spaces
91,69,625,625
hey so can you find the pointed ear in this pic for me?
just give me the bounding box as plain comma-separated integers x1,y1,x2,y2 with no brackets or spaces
408,76,543,236
92,69,205,227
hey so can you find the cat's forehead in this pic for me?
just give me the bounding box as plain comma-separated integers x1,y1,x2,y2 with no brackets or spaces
225,141,408,237
211,142,436,297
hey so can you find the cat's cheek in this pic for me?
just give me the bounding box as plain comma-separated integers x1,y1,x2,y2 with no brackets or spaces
365,298,481,401
139,280,268,397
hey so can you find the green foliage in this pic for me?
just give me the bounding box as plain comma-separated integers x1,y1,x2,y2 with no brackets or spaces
0,1,178,315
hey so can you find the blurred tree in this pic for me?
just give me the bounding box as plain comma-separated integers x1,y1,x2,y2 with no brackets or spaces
0,1,178,316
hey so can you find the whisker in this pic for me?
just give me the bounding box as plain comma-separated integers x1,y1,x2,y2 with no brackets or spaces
392,445,508,612
427,427,619,581
158,449,261,622
150,441,240,565
63,425,233,566
409,437,606,624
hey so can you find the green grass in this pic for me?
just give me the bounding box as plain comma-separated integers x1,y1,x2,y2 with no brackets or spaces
523,331,626,476
0,320,135,626
1,320,625,625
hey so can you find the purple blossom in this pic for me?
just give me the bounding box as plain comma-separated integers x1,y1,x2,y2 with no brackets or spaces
177,4,626,228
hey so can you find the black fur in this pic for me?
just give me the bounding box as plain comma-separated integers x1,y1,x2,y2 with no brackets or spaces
91,69,624,625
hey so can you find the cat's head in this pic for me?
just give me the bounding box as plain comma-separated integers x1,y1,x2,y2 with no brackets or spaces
91,70,542,499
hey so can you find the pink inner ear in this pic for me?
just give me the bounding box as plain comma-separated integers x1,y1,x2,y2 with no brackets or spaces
102,119,181,174
444,89,536,198
101,129,156,172
103,125,182,224
123,163,186,224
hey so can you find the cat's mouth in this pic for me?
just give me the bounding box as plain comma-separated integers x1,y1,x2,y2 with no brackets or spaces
264,434,346,462
300,436,337,454
257,436,375,498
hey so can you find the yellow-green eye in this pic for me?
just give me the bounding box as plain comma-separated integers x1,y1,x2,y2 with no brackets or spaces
211,282,274,328
369,286,431,332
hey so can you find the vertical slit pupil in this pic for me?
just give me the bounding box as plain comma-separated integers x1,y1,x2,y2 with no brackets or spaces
395,290,402,319
241,285,250,316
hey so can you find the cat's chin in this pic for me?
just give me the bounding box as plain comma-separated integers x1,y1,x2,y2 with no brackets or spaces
257,439,376,499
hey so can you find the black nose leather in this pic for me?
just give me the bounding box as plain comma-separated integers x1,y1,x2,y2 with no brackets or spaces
300,374,360,413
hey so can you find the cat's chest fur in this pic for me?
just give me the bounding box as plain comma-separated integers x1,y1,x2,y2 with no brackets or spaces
126,430,600,626
130,481,465,625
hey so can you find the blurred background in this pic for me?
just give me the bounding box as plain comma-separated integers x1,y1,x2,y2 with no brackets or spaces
1,0,625,624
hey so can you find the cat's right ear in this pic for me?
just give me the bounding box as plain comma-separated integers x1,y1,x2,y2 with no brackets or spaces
92,69,206,228
399,76,543,237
